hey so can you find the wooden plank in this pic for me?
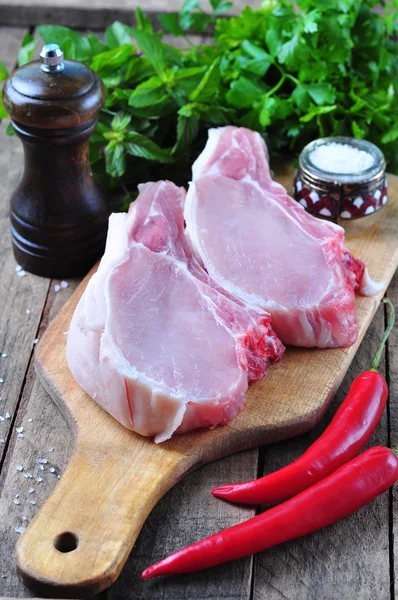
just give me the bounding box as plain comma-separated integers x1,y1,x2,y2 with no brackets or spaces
0,0,262,28
0,26,50,466
252,302,391,600
0,279,79,597
108,450,257,600
387,274,398,594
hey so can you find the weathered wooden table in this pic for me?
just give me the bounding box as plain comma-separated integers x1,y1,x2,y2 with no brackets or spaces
0,10,397,600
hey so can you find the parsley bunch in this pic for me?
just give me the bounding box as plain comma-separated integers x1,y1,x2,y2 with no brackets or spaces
1,0,397,207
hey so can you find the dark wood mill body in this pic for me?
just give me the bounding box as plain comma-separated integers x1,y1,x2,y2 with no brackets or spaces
2,44,109,277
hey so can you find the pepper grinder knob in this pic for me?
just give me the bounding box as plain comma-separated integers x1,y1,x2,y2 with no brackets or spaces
2,44,109,278
40,44,64,73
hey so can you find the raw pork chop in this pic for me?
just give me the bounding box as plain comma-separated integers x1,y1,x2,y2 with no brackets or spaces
66,181,284,442
185,126,381,348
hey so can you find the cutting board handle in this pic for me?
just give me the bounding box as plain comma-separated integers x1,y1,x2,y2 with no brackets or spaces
15,437,188,598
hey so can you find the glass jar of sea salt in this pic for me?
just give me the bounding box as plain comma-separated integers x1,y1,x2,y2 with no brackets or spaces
293,136,387,220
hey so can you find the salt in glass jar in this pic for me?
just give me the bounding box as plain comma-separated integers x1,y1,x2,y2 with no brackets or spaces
293,136,387,220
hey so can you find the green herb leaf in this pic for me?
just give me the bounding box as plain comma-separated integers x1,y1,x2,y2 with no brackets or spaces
105,141,125,177
226,77,265,108
300,104,337,122
306,83,336,106
382,125,398,144
105,22,132,48
0,61,8,82
90,45,136,73
135,7,153,33
189,59,220,102
131,29,167,74
158,13,185,36
5,122,15,136
125,132,174,162
18,34,37,66
0,94,8,119
173,114,200,154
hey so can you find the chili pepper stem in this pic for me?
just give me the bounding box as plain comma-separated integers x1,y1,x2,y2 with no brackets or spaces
370,298,395,372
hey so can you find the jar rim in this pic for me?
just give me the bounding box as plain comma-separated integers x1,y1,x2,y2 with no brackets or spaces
299,136,386,184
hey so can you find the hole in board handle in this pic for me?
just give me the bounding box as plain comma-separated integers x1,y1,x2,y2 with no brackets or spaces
54,532,79,553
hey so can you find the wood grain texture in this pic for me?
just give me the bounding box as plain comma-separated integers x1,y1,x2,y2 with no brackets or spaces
14,170,398,598
387,275,398,595
0,0,262,28
0,28,50,465
0,280,80,598
252,303,390,600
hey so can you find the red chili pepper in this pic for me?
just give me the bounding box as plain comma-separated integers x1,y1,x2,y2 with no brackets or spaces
142,446,398,579
212,298,395,506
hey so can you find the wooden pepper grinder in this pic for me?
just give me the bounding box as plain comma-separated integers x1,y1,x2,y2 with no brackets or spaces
2,44,109,277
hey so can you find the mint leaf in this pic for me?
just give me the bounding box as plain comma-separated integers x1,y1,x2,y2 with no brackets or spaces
131,29,166,74
129,76,165,107
87,32,108,55
105,141,125,177
18,34,37,67
90,45,136,73
0,61,8,82
112,112,131,132
189,59,220,103
125,132,174,163
226,77,265,108
105,22,132,48
135,7,153,33
158,13,184,36
173,114,200,154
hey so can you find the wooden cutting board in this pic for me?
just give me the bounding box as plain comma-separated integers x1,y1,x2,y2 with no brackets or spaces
15,168,398,599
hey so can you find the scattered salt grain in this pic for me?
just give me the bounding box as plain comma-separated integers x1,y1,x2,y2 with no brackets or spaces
1,353,7,358
309,142,375,175
22,516,28,521
54,284,61,293
49,467,55,473
30,500,36,505
0,416,4,422
15,494,19,498
17,433,24,438
57,474,61,479
61,281,69,289
17,270,26,278
15,265,22,273
35,477,43,483
5,412,10,419
24,472,32,479
27,418,32,422
28,487,34,494
15,526,25,534
16,465,23,471
38,458,48,464
25,309,31,314
39,465,44,471
48,447,54,452
0,378,4,383
13,498,20,505
0,439,4,445
33,339,39,345
16,426,23,433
